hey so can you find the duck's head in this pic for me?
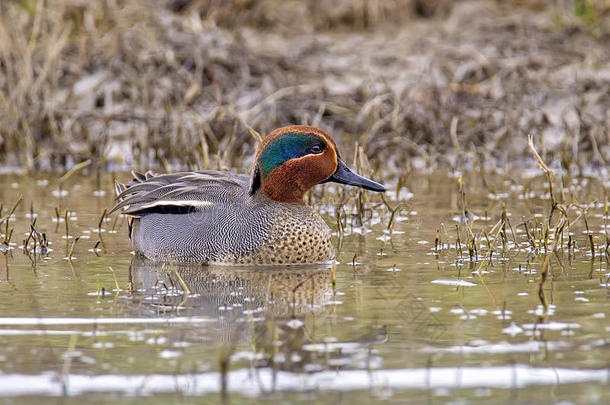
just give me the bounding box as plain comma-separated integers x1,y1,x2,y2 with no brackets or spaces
250,125,385,203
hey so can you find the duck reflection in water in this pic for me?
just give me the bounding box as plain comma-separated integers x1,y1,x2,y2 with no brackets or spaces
124,256,387,374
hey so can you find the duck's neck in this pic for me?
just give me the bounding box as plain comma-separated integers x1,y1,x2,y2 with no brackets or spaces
262,182,306,204
250,165,307,204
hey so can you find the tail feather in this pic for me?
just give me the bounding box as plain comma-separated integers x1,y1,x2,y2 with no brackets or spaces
131,170,147,182
114,179,127,196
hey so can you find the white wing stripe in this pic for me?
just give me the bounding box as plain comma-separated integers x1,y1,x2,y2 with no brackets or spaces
138,200,214,209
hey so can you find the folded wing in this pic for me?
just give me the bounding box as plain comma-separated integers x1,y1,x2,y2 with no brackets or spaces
110,170,250,217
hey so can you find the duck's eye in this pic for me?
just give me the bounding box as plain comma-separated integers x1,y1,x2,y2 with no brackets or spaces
310,144,323,154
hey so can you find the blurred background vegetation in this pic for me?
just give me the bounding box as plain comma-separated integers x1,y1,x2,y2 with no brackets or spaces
0,0,608,174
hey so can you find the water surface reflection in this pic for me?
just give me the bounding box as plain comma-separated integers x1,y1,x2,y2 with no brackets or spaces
125,257,386,374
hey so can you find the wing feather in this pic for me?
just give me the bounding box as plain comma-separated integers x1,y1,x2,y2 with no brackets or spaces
109,170,250,216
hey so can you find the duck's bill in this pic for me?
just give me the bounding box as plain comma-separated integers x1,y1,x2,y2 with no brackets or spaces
324,158,386,192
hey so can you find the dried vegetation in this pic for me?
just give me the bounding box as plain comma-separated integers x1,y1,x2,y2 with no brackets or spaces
0,0,608,174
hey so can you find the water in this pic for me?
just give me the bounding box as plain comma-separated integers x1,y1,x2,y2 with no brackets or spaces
0,171,608,404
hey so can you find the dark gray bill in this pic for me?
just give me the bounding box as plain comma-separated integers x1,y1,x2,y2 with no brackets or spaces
324,158,386,192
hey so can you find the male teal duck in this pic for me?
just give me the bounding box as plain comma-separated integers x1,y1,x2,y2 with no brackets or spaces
110,125,385,264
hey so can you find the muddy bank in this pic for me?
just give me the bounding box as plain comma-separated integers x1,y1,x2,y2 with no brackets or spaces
0,0,608,173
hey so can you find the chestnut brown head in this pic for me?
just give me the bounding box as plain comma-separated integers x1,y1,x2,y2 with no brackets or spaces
250,125,385,203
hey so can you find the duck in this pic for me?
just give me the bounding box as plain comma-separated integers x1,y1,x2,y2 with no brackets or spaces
110,125,385,265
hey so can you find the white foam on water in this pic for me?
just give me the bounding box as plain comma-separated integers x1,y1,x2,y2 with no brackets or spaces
522,322,581,331
431,279,477,287
0,366,607,396
0,317,212,326
421,340,569,354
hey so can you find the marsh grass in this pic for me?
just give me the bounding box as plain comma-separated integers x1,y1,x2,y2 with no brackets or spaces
0,0,608,174
427,135,608,328
66,236,79,261
0,195,22,249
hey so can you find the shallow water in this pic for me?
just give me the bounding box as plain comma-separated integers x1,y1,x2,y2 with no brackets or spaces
0,170,608,404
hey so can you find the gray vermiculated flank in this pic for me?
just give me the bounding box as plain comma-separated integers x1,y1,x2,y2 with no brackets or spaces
112,171,335,264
